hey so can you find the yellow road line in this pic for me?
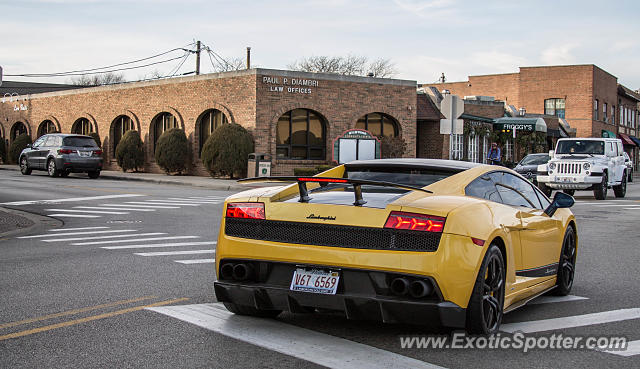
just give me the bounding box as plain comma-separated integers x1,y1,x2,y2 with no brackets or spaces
0,296,157,330
0,298,188,341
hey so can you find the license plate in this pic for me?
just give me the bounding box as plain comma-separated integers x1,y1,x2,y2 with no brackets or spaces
290,268,340,295
78,151,91,157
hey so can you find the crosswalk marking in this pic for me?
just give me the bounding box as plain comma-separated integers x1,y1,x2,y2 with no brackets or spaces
73,206,156,212
501,308,640,333
102,204,180,209
166,198,222,203
48,214,102,218
101,241,216,250
174,259,216,264
0,194,144,206
528,295,589,305
599,339,640,357
72,236,200,246
45,208,129,215
18,229,137,239
42,233,166,243
134,250,215,256
126,201,200,207
147,303,445,369
49,227,110,232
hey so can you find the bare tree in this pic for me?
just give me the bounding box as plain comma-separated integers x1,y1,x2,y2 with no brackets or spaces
70,72,126,86
288,55,396,77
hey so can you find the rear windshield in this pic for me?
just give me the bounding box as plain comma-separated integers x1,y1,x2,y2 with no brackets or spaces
519,155,549,165
345,167,458,189
63,136,98,148
556,140,604,155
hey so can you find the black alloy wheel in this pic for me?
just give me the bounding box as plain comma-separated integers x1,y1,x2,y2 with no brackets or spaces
613,172,627,198
539,183,552,197
629,170,633,183
20,156,32,175
466,244,505,334
552,227,576,296
47,159,59,177
563,189,575,196
593,172,608,200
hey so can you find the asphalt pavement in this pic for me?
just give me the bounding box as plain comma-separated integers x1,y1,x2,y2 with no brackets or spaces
0,168,639,368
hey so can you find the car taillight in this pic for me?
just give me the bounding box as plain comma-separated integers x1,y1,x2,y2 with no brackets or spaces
58,149,73,154
226,202,265,219
384,211,445,232
93,150,103,156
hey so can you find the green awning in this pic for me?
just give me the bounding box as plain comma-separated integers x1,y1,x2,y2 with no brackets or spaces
493,117,547,133
602,130,616,138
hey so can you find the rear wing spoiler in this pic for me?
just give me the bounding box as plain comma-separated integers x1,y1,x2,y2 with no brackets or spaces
238,176,432,206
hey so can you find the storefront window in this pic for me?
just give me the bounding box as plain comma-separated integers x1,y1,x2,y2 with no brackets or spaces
450,134,463,160
37,120,57,138
11,121,28,141
544,98,565,118
276,109,326,160
355,113,398,137
112,115,135,157
198,109,228,156
152,112,178,151
468,135,479,163
72,118,94,135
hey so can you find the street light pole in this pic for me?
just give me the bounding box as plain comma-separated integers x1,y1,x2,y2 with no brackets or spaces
195,41,201,75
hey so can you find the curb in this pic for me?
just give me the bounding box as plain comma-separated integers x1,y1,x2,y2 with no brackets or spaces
0,207,64,239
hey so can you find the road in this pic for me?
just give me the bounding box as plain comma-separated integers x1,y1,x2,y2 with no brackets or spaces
1,169,639,368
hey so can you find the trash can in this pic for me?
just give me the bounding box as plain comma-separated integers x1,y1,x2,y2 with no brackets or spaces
247,153,271,178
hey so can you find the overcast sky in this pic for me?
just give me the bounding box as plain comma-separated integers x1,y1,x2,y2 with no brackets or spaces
2,0,639,88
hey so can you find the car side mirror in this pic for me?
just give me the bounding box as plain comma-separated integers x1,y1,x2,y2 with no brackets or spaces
544,192,575,217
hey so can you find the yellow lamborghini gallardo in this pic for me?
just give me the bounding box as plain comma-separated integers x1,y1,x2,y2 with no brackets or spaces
214,159,577,334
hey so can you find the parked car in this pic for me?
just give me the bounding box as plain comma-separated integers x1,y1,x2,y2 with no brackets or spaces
214,158,577,334
623,152,633,182
537,138,627,199
514,153,550,186
19,134,103,178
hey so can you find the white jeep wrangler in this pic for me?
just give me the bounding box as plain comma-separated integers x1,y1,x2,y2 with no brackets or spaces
537,137,627,200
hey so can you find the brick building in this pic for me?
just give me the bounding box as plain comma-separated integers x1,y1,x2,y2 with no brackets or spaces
421,64,640,167
0,69,417,175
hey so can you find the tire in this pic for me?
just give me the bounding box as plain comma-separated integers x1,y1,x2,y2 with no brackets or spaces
60,170,70,178
47,159,59,178
593,172,607,200
628,170,633,183
19,156,32,175
539,183,552,197
562,189,575,196
222,302,282,318
88,171,100,179
613,171,627,198
552,227,577,296
465,244,505,335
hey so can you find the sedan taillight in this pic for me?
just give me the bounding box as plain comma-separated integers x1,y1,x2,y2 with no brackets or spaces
384,211,445,232
58,149,73,154
226,202,265,219
93,150,103,156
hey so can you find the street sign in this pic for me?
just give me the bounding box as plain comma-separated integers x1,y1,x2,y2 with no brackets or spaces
440,94,464,135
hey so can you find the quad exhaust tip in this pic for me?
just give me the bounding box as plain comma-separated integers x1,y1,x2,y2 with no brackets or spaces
409,280,433,298
232,263,255,281
390,277,410,296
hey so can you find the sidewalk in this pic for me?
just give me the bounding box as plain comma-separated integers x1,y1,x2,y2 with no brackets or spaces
0,164,259,191
0,207,34,234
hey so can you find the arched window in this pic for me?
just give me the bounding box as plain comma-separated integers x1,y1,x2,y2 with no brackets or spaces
152,112,178,151
38,120,57,138
276,109,326,160
11,121,28,141
355,113,398,137
198,109,228,156
72,118,94,135
111,115,135,158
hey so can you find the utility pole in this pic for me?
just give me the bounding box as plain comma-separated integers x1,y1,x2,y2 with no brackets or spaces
195,41,201,75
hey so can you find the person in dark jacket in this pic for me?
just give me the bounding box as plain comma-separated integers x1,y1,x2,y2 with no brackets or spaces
488,142,502,165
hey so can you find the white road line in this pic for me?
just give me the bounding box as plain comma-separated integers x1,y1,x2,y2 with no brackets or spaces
74,206,156,212
187,196,226,199
134,250,215,256
147,303,445,369
166,198,222,202
127,201,200,207
1,194,144,206
174,259,216,264
528,295,589,305
45,209,129,215
599,339,640,357
18,229,137,239
100,204,180,209
501,308,640,333
49,227,110,232
42,232,166,242
73,236,199,246
588,204,640,207
47,214,102,218
623,208,640,210
102,241,216,250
